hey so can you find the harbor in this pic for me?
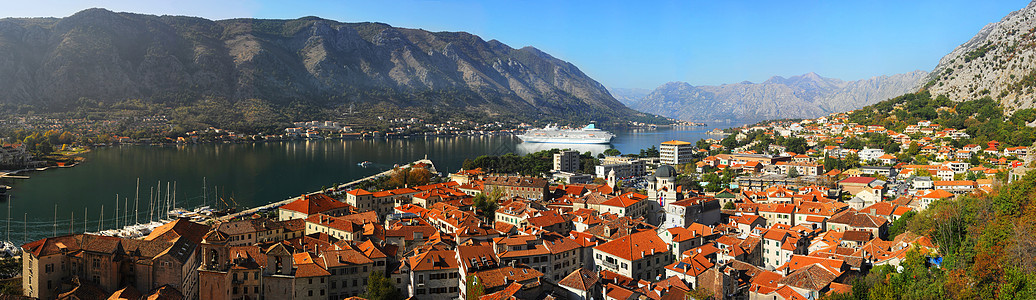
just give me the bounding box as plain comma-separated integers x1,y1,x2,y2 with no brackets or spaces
0,127,718,246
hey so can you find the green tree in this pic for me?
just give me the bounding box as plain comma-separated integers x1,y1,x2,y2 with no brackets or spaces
723,201,736,210
887,211,916,240
361,271,402,300
783,137,808,154
466,275,486,300
788,167,800,178
473,192,500,222
844,153,861,169
603,148,621,156
701,173,723,192
844,138,864,150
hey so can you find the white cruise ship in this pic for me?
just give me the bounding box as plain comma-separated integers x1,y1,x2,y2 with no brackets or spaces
516,124,614,144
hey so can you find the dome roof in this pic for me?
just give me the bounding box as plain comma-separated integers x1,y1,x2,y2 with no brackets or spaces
655,165,677,178
646,175,656,182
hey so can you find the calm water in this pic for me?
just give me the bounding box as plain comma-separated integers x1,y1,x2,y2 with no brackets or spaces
0,126,725,244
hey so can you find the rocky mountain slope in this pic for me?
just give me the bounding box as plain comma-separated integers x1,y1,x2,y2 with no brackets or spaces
0,9,656,123
632,71,927,124
925,1,1036,112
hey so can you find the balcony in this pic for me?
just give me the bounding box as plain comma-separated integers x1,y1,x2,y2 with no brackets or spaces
599,260,619,270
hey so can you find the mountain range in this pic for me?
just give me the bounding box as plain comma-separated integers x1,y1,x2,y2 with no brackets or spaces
0,8,660,124
626,71,928,124
925,1,1036,113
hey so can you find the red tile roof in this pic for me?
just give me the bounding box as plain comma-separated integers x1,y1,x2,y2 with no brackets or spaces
594,230,668,261
280,193,349,215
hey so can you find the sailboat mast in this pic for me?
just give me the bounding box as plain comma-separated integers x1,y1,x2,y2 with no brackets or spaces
5,195,10,242
149,186,155,222
156,181,161,221
135,178,140,224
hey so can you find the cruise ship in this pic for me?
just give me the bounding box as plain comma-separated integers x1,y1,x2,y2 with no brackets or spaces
516,124,614,144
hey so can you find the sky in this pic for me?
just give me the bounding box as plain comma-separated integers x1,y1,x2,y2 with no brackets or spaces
3,0,1031,89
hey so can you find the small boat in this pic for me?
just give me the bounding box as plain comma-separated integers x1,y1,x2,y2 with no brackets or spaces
357,161,373,167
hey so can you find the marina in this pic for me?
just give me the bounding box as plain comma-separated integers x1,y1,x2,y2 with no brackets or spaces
0,127,723,245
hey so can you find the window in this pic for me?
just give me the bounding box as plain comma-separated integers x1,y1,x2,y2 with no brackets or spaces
233,287,238,295
254,286,259,294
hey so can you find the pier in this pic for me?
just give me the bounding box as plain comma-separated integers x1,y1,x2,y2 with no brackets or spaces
216,159,436,221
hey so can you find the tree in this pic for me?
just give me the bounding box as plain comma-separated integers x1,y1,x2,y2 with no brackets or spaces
473,192,499,222
408,168,432,186
361,271,402,300
783,137,807,154
701,173,723,193
723,201,736,210
788,166,800,178
823,156,843,172
888,211,916,239
603,148,621,156
844,153,861,169
466,275,485,300
844,138,864,150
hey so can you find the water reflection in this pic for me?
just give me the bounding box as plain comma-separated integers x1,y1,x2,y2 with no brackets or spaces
515,142,611,155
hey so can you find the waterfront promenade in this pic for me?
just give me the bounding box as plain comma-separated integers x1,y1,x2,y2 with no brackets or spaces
217,159,436,221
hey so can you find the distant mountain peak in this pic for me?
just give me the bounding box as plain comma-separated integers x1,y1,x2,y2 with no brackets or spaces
632,71,927,124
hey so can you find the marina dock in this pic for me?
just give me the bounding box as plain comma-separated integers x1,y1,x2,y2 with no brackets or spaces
217,159,435,221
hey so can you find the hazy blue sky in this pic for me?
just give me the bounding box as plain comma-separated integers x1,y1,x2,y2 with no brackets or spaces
4,0,1030,89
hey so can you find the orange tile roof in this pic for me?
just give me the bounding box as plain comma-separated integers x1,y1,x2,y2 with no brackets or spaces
594,230,667,261
280,193,349,215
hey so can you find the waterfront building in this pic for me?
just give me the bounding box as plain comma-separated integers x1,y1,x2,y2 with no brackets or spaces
278,193,352,221
660,140,694,165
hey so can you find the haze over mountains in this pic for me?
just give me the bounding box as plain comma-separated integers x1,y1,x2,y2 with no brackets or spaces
623,71,928,124
0,8,659,124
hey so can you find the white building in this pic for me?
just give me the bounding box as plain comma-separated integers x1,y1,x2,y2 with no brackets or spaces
660,140,694,165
